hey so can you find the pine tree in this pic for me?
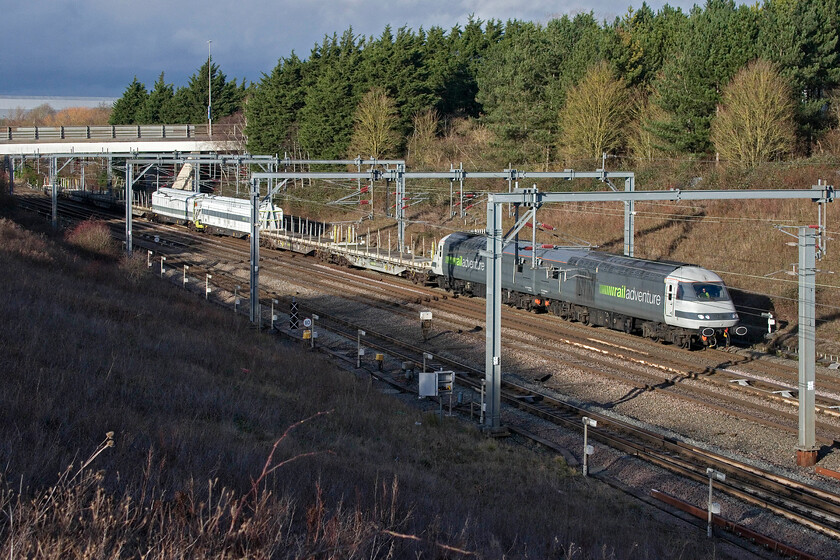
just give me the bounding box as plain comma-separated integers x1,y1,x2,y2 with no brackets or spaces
297,30,360,159
109,77,148,125
245,54,306,155
759,0,840,145
138,73,174,124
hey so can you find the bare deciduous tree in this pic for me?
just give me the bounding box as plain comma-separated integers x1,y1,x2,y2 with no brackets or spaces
710,59,796,166
348,87,400,160
407,108,440,169
557,61,629,163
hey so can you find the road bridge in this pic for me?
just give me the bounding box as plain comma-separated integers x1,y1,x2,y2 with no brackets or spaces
0,124,241,154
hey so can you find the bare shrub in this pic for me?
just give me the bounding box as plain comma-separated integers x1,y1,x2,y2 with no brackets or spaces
119,251,148,285
65,218,117,257
0,217,53,263
815,128,840,157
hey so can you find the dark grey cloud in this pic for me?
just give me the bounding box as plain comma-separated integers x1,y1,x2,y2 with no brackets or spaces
1,0,700,96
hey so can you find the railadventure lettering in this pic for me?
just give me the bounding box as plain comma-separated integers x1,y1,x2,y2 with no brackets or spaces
446,255,485,271
599,283,662,306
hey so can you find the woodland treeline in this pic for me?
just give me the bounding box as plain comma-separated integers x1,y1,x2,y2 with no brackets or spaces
107,0,840,167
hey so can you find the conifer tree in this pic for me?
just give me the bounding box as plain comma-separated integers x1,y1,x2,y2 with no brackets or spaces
759,0,840,143
138,73,174,124
297,31,360,158
477,15,605,163
109,77,148,125
245,54,305,154
164,60,244,124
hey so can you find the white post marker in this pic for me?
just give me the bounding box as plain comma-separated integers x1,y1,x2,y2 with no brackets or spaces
357,329,366,368
160,256,166,277
147,250,153,268
311,314,319,348
272,299,279,330
205,274,212,300
423,352,433,373
706,468,725,537
235,285,240,313
183,264,189,287
582,417,597,477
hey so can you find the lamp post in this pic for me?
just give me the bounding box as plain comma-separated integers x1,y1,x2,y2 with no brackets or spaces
207,40,212,136
582,417,597,477
706,468,725,537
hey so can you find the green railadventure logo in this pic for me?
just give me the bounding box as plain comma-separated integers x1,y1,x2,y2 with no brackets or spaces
446,255,485,271
599,283,662,306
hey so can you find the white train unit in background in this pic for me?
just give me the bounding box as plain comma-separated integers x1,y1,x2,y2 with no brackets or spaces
151,187,283,235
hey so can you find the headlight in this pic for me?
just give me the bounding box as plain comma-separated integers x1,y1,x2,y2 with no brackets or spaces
705,315,710,320
697,314,704,319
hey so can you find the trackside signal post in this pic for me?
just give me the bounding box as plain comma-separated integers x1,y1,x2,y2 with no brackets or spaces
250,177,260,323
483,186,833,466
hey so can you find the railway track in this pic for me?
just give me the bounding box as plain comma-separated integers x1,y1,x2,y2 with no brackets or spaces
255,304,840,544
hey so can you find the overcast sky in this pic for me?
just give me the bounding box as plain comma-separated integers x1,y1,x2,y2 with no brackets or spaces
2,0,701,98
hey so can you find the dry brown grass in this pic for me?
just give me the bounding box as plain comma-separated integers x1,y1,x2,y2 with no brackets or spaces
0,209,730,558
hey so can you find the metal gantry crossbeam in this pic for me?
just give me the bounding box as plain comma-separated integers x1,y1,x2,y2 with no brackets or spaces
253,167,636,257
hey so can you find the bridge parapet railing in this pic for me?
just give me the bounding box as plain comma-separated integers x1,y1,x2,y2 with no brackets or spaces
1,124,244,142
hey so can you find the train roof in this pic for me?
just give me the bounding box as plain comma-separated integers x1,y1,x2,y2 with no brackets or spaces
153,187,206,199
443,231,701,279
